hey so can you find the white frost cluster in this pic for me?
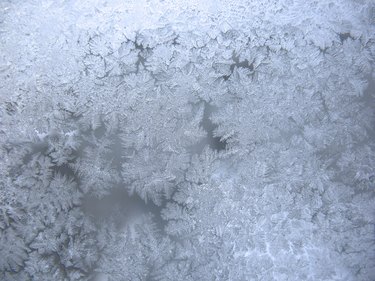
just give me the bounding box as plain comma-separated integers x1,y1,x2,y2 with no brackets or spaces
0,0,374,280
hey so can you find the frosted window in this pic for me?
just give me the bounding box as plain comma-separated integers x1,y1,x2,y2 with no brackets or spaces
0,1,374,280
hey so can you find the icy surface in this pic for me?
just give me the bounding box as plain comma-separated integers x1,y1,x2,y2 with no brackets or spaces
0,0,375,280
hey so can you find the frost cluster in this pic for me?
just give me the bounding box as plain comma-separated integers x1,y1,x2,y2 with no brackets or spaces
0,0,375,280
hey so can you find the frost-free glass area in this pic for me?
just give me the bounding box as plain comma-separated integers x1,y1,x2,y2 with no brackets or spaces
0,1,374,280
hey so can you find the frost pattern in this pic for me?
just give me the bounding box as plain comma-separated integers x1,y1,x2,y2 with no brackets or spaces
1,0,375,280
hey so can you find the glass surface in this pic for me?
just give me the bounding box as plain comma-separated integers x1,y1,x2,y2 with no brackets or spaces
0,1,374,280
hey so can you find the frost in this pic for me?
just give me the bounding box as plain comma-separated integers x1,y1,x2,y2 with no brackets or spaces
1,0,375,280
